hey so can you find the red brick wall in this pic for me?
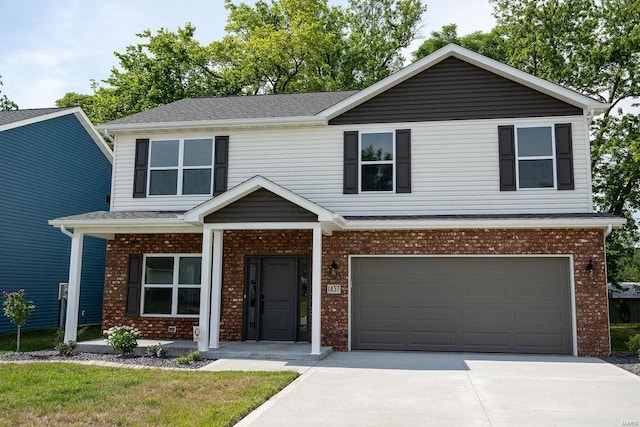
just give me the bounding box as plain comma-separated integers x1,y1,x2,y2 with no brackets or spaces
102,228,608,356
103,234,203,340
321,228,607,356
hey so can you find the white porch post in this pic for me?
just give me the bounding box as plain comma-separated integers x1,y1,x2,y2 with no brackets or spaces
209,229,224,348
311,225,322,355
64,231,84,342
198,228,214,352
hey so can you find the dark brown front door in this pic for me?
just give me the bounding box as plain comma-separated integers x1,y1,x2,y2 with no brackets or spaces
244,256,310,341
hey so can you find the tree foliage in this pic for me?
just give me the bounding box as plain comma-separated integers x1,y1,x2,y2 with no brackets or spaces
56,0,426,123
0,76,18,111
412,24,505,61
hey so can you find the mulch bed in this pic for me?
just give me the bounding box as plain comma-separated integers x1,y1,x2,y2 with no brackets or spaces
600,352,640,377
0,350,210,370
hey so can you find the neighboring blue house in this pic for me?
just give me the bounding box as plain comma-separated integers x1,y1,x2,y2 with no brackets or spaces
0,108,112,332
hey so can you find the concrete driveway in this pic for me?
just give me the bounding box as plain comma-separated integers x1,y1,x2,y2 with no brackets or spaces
231,351,640,426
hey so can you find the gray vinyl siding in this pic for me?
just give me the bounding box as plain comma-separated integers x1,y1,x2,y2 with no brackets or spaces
0,114,112,332
329,57,583,125
204,188,317,223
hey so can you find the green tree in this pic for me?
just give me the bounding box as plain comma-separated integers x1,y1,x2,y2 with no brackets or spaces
413,24,505,61
2,290,35,352
0,76,18,111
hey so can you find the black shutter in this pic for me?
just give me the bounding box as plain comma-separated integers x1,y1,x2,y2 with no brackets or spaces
214,136,229,196
395,129,411,193
555,123,574,190
344,131,359,194
498,125,516,191
133,139,149,198
125,254,143,318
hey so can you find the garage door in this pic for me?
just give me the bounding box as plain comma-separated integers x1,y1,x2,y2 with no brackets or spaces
351,257,572,354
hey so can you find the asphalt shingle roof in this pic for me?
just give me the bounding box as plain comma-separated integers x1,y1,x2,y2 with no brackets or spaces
104,91,358,126
0,108,68,127
53,211,185,221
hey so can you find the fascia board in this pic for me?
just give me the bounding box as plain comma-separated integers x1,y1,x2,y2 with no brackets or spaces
342,217,627,230
320,44,608,120
0,108,77,132
98,115,327,134
48,218,194,228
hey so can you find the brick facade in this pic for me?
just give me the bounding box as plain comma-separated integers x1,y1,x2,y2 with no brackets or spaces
102,228,608,357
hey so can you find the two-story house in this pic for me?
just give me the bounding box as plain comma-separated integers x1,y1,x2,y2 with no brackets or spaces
1,107,112,332
50,45,624,357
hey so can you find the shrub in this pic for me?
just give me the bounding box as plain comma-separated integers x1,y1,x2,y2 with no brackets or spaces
627,334,640,356
2,289,36,352
104,326,141,355
177,350,202,365
145,343,167,358
55,341,76,357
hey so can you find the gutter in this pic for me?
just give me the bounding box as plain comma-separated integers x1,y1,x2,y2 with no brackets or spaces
59,225,74,238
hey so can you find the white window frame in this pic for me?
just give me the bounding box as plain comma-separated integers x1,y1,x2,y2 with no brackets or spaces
147,138,214,197
514,124,557,190
140,254,202,317
358,131,396,193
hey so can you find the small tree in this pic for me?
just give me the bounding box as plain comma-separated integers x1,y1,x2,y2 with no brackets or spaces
2,290,36,352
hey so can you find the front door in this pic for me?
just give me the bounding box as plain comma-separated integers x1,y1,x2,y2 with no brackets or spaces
244,256,310,341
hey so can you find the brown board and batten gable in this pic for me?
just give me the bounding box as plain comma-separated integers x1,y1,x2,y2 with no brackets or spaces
329,57,583,125
204,188,318,223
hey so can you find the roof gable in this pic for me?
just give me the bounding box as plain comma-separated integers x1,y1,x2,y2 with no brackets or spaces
329,56,583,125
183,175,337,224
0,107,113,163
323,44,607,121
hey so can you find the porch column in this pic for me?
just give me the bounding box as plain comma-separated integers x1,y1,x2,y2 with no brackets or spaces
64,231,84,342
311,225,322,355
209,229,224,348
198,228,214,352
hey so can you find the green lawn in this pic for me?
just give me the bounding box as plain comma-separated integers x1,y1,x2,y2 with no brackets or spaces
610,323,640,352
0,363,297,426
0,325,102,354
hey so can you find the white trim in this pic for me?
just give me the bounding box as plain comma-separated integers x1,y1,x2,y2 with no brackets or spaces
183,175,339,223
341,217,626,230
514,124,557,190
321,44,608,120
347,254,577,356
585,112,595,212
198,229,213,351
311,225,322,355
207,222,322,230
140,254,202,317
0,107,113,163
209,229,224,349
64,231,84,342
99,115,327,133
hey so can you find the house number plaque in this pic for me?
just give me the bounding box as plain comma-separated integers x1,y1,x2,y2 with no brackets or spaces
327,284,341,294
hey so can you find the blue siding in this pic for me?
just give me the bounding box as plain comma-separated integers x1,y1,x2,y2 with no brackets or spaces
0,114,111,332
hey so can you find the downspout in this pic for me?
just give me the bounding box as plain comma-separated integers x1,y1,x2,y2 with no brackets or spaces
604,223,613,238
60,225,74,239
587,107,596,126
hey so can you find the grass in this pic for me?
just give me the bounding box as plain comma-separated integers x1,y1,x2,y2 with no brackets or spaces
0,325,102,354
610,323,640,351
0,363,298,426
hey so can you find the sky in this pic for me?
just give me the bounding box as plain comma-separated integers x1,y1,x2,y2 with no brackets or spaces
0,0,496,109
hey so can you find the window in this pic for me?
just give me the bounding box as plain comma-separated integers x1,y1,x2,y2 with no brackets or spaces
141,255,201,316
515,126,555,189
360,132,394,192
148,138,213,196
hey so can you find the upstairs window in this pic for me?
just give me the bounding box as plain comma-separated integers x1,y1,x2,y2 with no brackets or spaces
515,126,555,189
148,138,213,196
360,132,395,192
141,255,201,316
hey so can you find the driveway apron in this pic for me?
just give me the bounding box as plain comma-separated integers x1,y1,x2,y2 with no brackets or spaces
235,351,640,426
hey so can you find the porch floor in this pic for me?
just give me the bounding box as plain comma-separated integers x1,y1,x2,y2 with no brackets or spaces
75,339,333,361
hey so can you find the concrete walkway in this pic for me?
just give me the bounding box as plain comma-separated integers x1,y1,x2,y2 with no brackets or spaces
235,351,640,426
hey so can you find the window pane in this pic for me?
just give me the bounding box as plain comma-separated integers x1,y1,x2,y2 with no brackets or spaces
149,170,178,195
361,164,393,191
184,139,213,166
145,257,174,284
143,288,172,314
179,257,202,284
177,288,200,315
517,127,552,157
519,159,554,188
361,133,393,161
183,169,212,195
150,140,179,167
